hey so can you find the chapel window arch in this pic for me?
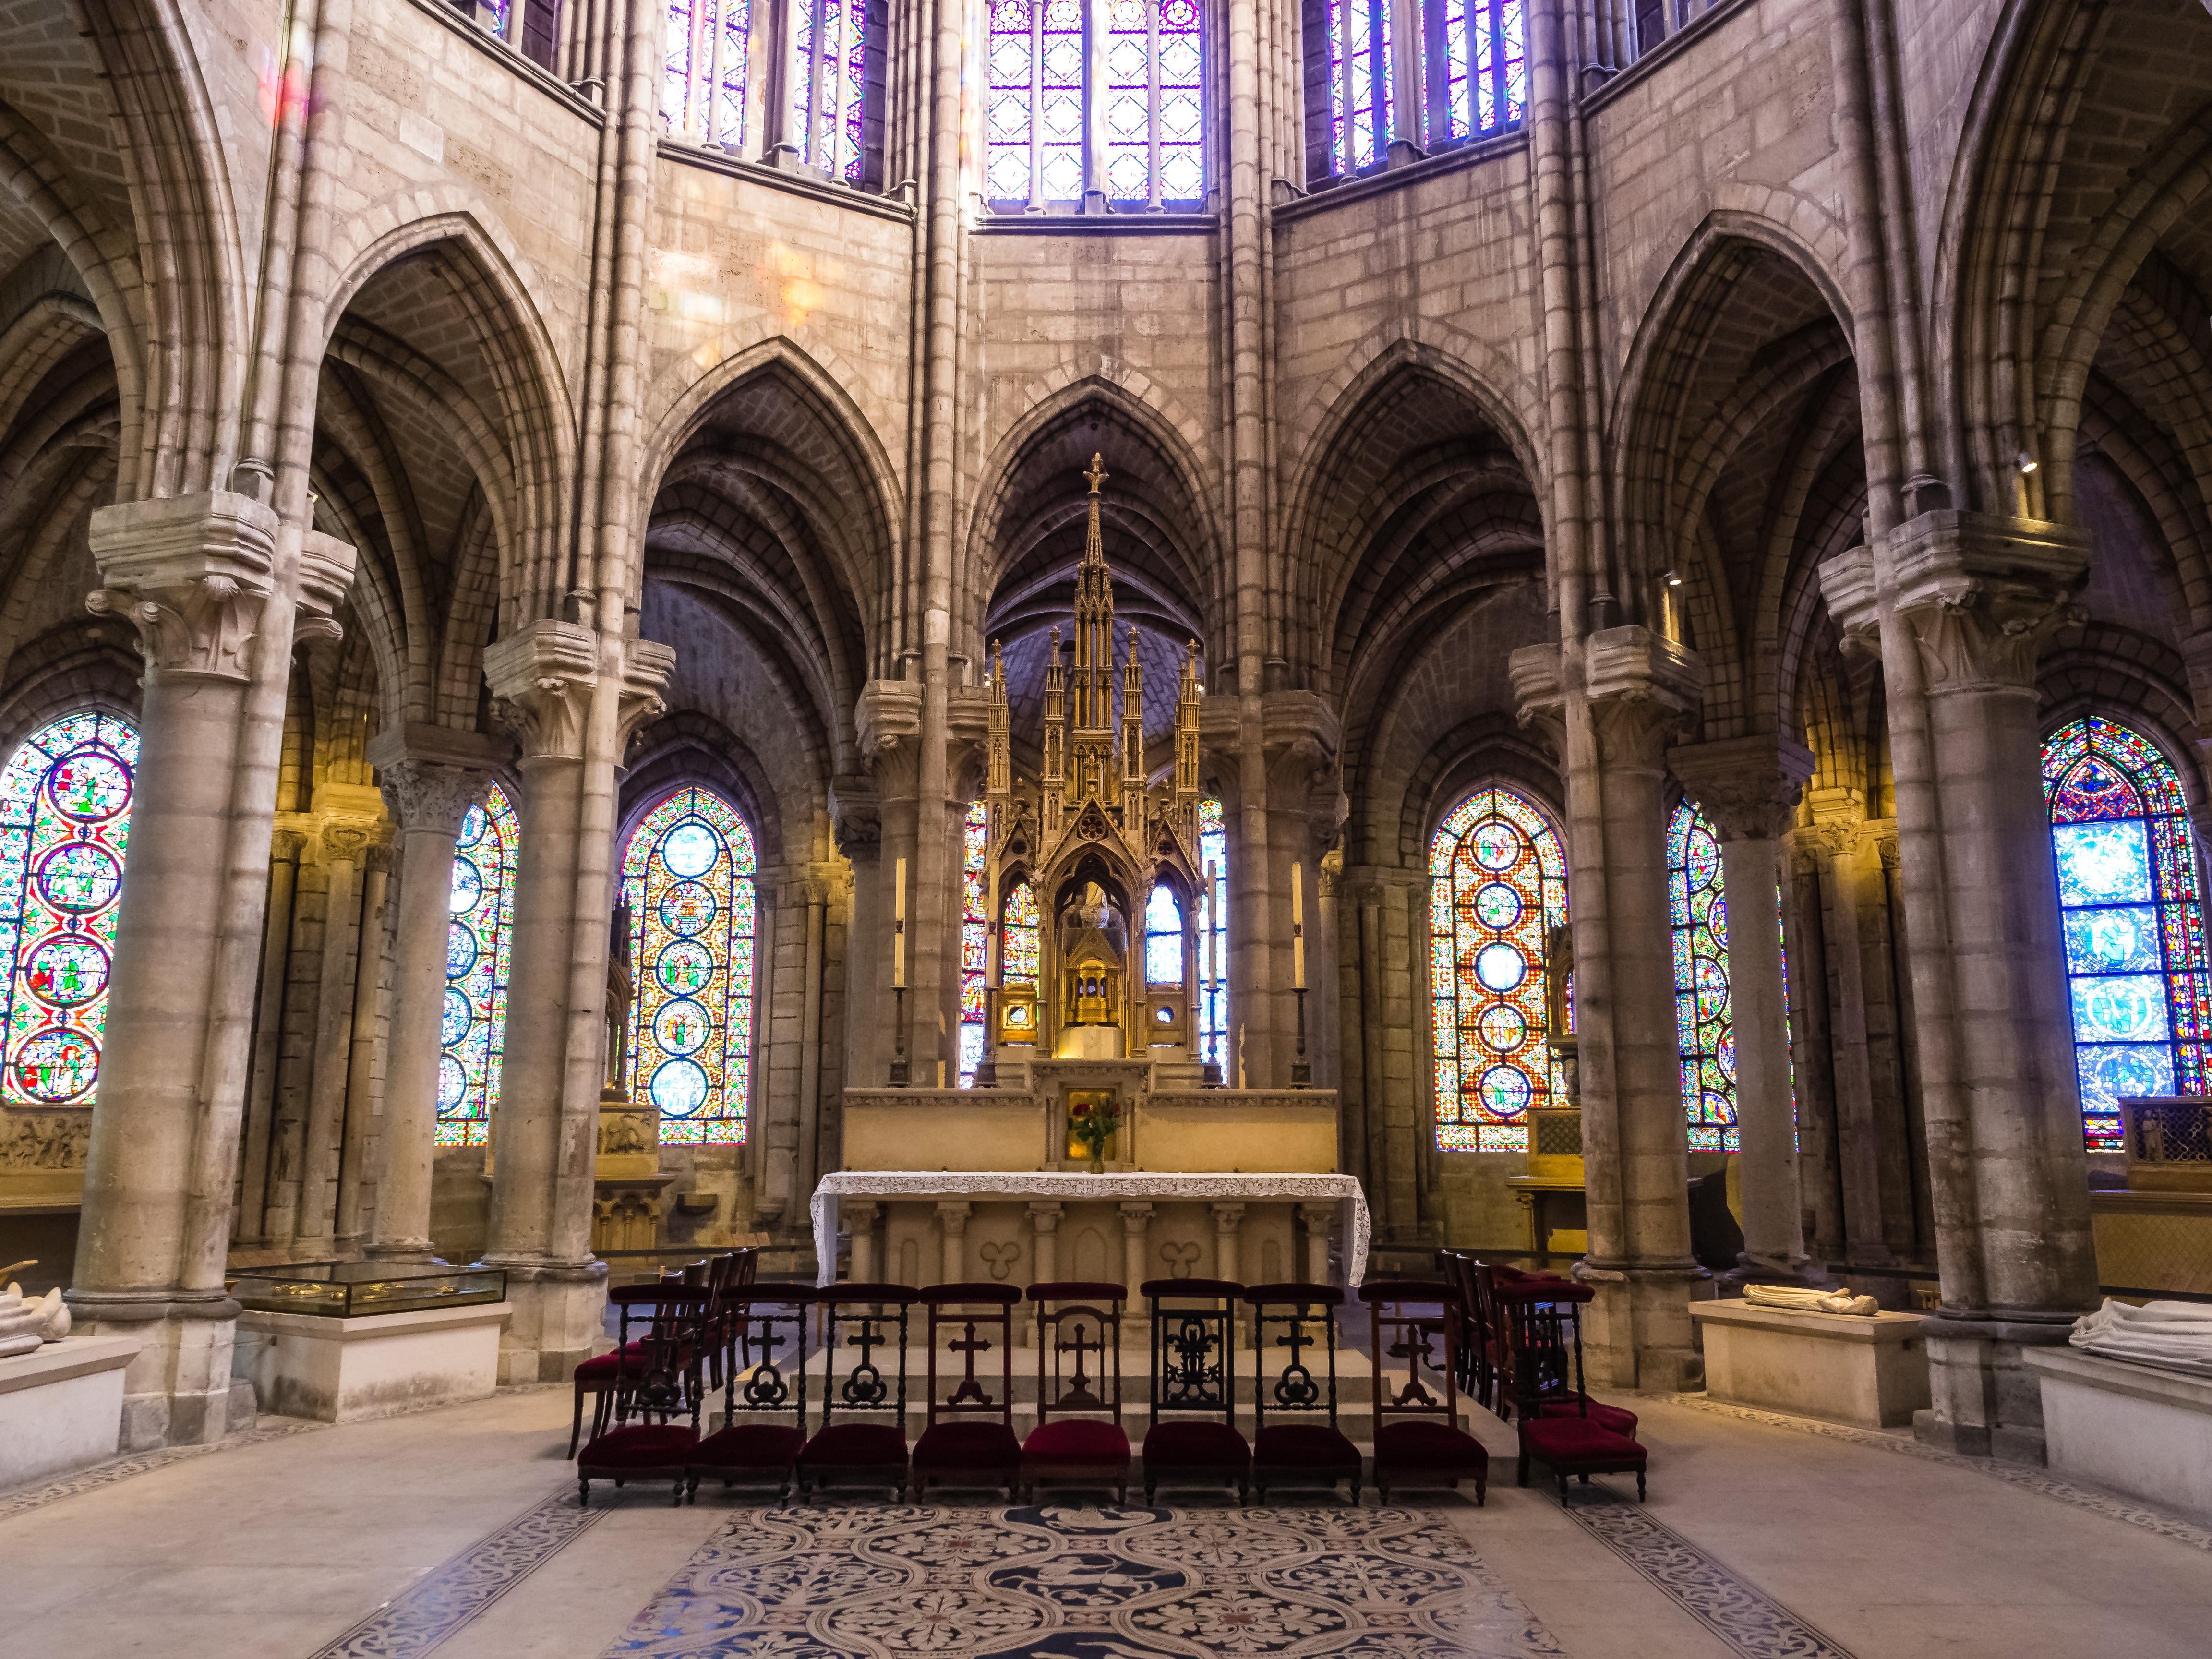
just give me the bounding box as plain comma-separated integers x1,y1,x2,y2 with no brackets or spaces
620,785,758,1144
0,710,138,1107
2043,715,2212,1150
1428,784,1566,1151
986,0,1207,213
437,782,520,1147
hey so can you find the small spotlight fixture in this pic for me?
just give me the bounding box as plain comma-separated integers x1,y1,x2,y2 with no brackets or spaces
2017,451,2038,475
1664,569,1683,588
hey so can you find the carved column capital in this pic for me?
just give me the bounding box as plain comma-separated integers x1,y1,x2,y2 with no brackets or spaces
1210,1202,1246,1234
293,529,360,647
857,682,926,795
935,1200,973,1235
366,722,511,834
1509,642,1567,750
318,822,373,864
485,619,599,761
1025,1201,1064,1234
270,829,307,862
619,637,677,758
86,491,282,685
1117,1202,1154,1234
830,773,883,862
1671,735,1816,841
1586,626,1703,768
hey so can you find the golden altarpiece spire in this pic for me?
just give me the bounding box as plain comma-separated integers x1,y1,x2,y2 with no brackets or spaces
976,456,1207,1066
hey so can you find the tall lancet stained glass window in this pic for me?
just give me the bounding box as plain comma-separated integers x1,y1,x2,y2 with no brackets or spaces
987,0,1204,211
621,787,757,1144
1419,0,1524,146
0,712,136,1106
960,802,990,1088
437,784,519,1147
662,0,752,149
1198,797,1229,1076
1668,800,1738,1152
1430,787,1565,1151
1326,0,1392,175
792,0,868,180
2044,716,2212,1150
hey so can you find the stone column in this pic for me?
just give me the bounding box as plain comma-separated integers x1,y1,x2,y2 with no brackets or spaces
1297,1202,1336,1286
1671,735,1818,1283
333,844,392,1254
293,817,373,1253
1028,1202,1062,1285
1118,1203,1154,1293
1211,1203,1246,1285
856,690,924,1084
847,1201,881,1284
70,493,298,1448
363,726,505,1261
236,830,304,1244
1514,627,1707,1391
793,875,830,1214
937,1200,971,1284
1822,511,2099,1460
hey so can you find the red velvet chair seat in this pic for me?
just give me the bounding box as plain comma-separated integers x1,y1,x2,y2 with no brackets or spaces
1253,1423,1360,1469
689,1423,805,1471
1142,1420,1250,1467
800,1422,908,1467
578,1424,698,1471
1520,1416,1645,1467
1022,1418,1130,1465
1374,1419,1489,1472
576,1342,692,1382
913,1421,1022,1471
1539,1399,1638,1437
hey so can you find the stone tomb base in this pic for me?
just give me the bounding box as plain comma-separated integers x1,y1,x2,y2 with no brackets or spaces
2024,1345,2212,1518
236,1301,510,1423
1690,1299,1930,1428
0,1334,134,1488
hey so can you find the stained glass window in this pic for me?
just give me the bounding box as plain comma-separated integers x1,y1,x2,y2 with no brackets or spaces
1328,0,1391,175
1146,883,1184,985
436,784,518,1148
1668,800,1737,1153
2044,716,2212,1150
621,787,756,1144
1004,878,1041,982
1429,787,1566,1151
792,0,867,181
0,712,136,1106
1199,798,1230,1075
986,0,1205,210
663,0,751,150
960,802,990,1089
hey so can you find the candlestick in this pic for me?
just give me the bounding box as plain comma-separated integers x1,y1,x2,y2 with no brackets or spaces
1291,860,1305,990
892,856,906,989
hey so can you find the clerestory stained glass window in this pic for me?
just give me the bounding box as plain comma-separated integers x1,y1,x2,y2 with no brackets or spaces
1145,882,1184,985
1327,0,1391,175
1427,0,1523,143
1668,799,1737,1153
792,0,868,180
1198,797,1230,1076
1429,786,1566,1151
960,801,990,1088
986,0,1205,211
662,0,752,150
0,711,136,1107
621,787,757,1144
436,783,518,1147
2044,716,2212,1150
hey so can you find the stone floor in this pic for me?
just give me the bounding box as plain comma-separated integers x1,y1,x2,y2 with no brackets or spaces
5,1383,2210,1659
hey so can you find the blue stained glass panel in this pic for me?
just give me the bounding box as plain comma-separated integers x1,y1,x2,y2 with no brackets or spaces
622,788,756,1143
1198,799,1230,1076
2046,715,2212,1149
437,785,518,1147
1145,884,1184,986
0,713,136,1107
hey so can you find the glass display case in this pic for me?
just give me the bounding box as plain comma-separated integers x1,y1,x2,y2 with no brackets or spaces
227,1263,506,1318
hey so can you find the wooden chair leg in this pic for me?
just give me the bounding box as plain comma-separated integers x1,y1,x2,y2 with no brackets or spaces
569,1385,587,1458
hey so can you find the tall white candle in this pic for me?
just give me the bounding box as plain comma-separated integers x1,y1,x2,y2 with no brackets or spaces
1292,860,1305,989
893,856,906,989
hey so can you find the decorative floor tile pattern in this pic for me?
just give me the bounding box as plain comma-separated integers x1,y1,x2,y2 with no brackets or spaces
0,1419,325,1521
605,1503,1566,1657
1664,1392,2212,1554
1561,1487,1856,1659
306,1483,608,1659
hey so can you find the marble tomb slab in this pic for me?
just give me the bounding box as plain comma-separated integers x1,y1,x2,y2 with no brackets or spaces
1690,1298,1930,1428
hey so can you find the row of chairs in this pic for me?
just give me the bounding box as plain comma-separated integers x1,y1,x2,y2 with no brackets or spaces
1436,1250,1650,1501
573,1278,1492,1508
568,1249,759,1457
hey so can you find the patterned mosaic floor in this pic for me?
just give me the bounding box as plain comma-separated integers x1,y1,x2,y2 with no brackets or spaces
602,1502,1566,1658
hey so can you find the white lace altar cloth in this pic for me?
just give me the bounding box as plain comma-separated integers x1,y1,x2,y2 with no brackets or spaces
810,1171,1372,1289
